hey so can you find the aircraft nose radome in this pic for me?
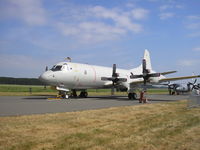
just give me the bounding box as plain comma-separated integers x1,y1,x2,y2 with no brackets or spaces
39,73,48,83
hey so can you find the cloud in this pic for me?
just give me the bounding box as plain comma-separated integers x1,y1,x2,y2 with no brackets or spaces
187,15,200,20
159,4,184,11
56,5,148,43
186,23,200,30
178,60,199,67
0,0,46,26
185,15,200,37
89,6,144,31
159,12,174,20
159,5,173,11
188,32,200,38
0,54,48,77
57,21,126,43
130,8,149,20
193,47,200,52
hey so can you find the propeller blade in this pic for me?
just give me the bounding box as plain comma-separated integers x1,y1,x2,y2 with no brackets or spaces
130,72,143,79
161,71,177,75
112,64,117,77
142,59,146,73
101,77,113,81
45,66,48,71
194,79,197,84
117,78,127,82
149,73,161,77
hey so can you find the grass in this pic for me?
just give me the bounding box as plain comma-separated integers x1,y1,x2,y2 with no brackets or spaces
0,84,168,96
0,100,200,150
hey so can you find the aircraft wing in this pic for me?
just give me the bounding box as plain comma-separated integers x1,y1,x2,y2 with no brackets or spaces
159,75,200,82
129,75,200,85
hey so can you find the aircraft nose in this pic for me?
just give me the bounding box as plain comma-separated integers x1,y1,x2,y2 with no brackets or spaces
39,72,49,83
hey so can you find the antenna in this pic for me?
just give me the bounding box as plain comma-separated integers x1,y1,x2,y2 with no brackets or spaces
65,57,72,62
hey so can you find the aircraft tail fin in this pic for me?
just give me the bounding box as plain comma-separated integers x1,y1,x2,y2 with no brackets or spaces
143,49,152,70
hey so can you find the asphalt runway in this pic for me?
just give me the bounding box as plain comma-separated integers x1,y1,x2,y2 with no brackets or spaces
0,94,188,116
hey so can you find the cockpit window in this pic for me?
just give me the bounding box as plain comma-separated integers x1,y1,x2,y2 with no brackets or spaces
51,65,62,71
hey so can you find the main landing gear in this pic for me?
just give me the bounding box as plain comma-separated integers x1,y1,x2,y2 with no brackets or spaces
128,93,137,100
58,90,88,99
79,91,88,98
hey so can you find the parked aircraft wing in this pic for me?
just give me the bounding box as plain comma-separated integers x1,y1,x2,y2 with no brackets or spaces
159,75,200,82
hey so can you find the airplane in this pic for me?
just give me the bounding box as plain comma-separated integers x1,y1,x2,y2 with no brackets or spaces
39,50,200,99
166,79,200,95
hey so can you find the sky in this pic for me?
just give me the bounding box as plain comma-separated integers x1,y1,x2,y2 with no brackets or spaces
0,0,200,78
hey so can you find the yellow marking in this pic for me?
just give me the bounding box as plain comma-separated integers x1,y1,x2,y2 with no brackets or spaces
47,98,63,101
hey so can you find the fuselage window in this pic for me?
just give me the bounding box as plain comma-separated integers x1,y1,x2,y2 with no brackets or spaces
51,65,62,71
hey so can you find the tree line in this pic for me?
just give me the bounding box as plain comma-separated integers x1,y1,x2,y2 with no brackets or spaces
0,77,43,85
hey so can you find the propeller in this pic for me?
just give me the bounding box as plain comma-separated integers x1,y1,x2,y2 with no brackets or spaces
167,82,179,95
44,66,48,89
130,59,160,89
101,64,127,95
188,79,199,90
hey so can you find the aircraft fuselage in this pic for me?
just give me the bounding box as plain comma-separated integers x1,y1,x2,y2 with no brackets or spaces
39,62,132,90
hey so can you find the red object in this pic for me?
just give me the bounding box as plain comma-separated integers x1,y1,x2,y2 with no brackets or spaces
139,91,147,103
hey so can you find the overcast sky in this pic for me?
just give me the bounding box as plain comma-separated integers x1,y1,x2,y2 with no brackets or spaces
0,0,200,78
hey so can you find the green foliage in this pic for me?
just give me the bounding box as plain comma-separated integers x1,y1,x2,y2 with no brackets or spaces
0,84,55,92
0,77,43,85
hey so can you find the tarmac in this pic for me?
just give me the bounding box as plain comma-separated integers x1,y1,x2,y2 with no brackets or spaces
0,94,188,116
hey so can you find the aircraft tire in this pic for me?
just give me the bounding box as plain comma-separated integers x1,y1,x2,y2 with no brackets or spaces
84,92,88,98
128,93,137,100
79,92,88,98
132,93,137,99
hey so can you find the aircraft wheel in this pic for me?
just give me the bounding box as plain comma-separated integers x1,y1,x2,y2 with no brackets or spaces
128,93,132,99
79,92,88,98
128,93,137,100
72,90,77,98
132,93,137,99
84,92,88,98
60,91,69,99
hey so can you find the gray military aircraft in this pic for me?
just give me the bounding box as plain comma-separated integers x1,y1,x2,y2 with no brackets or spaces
167,79,200,95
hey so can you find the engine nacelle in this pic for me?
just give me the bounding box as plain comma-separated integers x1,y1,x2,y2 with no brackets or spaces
149,77,160,83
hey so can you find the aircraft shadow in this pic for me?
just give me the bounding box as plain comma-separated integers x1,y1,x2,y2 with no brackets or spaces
23,95,182,102
23,96,50,100
86,96,133,101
